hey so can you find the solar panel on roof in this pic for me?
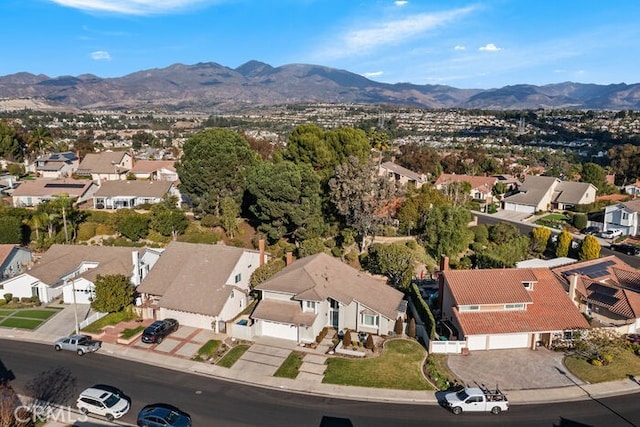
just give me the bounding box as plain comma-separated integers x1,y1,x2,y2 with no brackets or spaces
44,183,85,189
562,260,616,278
588,293,619,307
588,283,617,295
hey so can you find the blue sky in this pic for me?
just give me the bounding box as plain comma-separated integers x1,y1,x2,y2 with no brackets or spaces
3,0,639,89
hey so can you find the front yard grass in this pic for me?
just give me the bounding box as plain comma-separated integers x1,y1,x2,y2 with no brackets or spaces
535,213,570,229
323,339,432,390
217,344,250,368
82,308,138,334
14,309,57,320
274,351,305,379
120,325,145,339
564,349,640,383
0,317,43,329
193,340,222,361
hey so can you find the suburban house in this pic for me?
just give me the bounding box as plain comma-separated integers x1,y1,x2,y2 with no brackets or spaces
501,175,597,214
76,151,133,182
435,173,499,203
602,199,640,236
0,245,32,281
92,180,175,209
439,264,589,351
35,152,79,178
130,160,178,182
136,241,264,332
250,253,407,343
623,180,640,197
11,178,98,208
0,245,160,304
378,161,427,189
552,256,640,334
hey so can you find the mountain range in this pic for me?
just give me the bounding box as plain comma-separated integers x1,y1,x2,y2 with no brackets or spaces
0,60,638,112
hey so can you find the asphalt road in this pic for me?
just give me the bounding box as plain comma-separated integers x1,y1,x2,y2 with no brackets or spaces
2,340,640,426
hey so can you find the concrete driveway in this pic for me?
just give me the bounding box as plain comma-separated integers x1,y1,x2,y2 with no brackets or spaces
447,348,584,391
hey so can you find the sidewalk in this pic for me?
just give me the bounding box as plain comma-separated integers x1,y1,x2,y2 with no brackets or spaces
2,326,640,427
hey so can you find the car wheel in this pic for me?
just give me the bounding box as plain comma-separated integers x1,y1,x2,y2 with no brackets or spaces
491,406,501,415
452,406,462,415
54,345,61,351
156,337,162,344
80,407,89,415
77,349,84,356
106,413,114,421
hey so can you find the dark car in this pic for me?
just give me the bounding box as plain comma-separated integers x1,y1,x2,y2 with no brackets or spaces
141,319,179,344
610,244,640,256
625,333,640,344
581,226,600,235
137,403,192,427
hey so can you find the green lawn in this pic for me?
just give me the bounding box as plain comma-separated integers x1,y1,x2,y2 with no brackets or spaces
274,351,305,379
82,309,138,333
565,349,640,383
13,309,58,320
535,214,570,229
0,309,16,316
217,345,250,368
323,339,433,390
0,317,43,329
120,325,145,339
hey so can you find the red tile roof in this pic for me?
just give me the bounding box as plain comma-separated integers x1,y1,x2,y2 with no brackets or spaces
446,268,588,335
443,269,536,305
434,174,497,193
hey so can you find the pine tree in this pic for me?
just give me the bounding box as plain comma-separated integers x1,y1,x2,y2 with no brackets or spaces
343,329,352,347
394,316,404,335
408,318,416,338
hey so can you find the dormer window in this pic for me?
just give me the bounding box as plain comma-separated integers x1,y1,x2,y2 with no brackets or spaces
522,281,534,290
304,301,317,313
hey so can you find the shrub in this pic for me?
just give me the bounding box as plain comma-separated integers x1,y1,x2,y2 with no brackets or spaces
603,353,614,365
408,318,416,338
365,334,374,350
394,317,403,335
30,295,40,305
330,246,343,258
315,327,328,344
573,213,588,230
343,329,352,346
0,299,5,306
77,222,98,241
11,297,19,304
95,224,115,236
20,297,31,304
344,250,358,262
408,283,436,339
591,359,603,366
3,293,12,303
86,210,113,224
200,214,219,228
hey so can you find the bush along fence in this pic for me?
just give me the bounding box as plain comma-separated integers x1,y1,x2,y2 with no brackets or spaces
408,283,436,340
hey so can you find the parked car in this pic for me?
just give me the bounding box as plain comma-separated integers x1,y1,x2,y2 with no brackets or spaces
581,226,601,235
625,333,640,344
600,229,623,239
443,386,509,415
610,244,640,256
77,386,130,421
141,319,179,344
54,334,101,355
137,403,192,427
90,384,129,402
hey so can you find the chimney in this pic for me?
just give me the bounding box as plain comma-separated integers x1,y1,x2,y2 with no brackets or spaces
439,255,449,271
258,239,265,267
131,250,140,286
286,251,293,266
568,274,579,307
438,255,449,314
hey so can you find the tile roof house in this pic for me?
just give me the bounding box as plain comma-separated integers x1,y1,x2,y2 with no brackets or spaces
35,152,79,179
0,245,32,281
76,151,133,182
501,176,597,214
378,161,428,189
136,241,263,332
130,160,178,182
250,253,407,343
0,245,160,304
440,266,589,351
603,199,640,236
623,179,640,197
92,180,175,209
11,178,98,207
435,174,499,203
552,256,640,333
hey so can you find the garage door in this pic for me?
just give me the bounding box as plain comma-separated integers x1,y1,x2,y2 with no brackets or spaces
160,309,214,330
261,320,298,341
466,335,488,351
488,333,530,350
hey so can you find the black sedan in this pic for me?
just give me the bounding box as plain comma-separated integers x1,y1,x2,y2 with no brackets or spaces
610,244,640,256
137,403,192,427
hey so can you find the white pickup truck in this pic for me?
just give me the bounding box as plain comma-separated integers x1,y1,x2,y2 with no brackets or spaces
444,386,509,415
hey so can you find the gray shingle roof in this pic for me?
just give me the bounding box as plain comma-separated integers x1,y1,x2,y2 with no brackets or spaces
94,180,172,198
77,152,129,174
502,175,558,206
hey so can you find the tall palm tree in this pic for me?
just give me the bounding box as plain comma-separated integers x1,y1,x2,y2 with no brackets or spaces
27,127,53,160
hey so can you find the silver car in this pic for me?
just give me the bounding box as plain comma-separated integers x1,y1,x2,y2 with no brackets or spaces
54,334,101,355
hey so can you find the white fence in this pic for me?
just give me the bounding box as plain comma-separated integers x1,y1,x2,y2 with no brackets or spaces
230,322,255,341
430,340,467,354
78,311,107,330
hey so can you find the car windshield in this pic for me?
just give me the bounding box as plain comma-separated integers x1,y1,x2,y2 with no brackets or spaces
104,394,120,408
455,390,469,400
166,411,183,424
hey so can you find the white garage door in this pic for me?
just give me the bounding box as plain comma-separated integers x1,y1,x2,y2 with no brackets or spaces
466,335,488,351
160,308,214,330
261,320,298,341
488,333,530,350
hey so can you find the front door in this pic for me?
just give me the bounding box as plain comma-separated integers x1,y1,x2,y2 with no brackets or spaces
329,299,339,328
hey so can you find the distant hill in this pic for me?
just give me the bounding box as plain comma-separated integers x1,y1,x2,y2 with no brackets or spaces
0,61,638,112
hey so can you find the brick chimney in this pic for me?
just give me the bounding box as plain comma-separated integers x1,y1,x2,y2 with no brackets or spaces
439,255,449,271
258,239,265,267
568,274,579,307
286,251,293,266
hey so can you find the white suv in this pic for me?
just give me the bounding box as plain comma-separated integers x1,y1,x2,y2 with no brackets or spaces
77,387,130,421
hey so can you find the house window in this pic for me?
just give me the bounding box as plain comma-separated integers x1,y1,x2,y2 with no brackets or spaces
522,282,534,290
361,314,379,327
505,303,524,310
304,301,316,312
459,305,479,312
234,273,241,283
622,212,629,220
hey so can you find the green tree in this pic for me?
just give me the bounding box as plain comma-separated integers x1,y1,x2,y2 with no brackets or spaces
0,121,24,161
73,132,95,160
0,216,22,244
573,213,588,230
149,197,188,240
91,274,134,313
219,196,240,239
366,243,415,289
397,185,448,235
177,128,258,215
329,156,396,251
297,237,326,257
27,126,53,159
488,222,520,244
247,160,325,243
441,180,472,207
579,235,601,261
419,205,474,259
531,227,552,254
579,162,606,194
250,258,286,288
114,210,149,241
555,229,573,257
407,318,416,338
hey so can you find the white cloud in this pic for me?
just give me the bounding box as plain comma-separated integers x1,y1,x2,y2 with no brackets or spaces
395,1,408,6
90,50,111,60
319,7,475,59
363,71,384,78
48,0,218,15
454,45,466,51
479,43,502,52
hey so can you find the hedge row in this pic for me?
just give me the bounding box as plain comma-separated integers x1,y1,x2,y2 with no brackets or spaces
408,283,436,340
